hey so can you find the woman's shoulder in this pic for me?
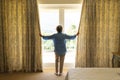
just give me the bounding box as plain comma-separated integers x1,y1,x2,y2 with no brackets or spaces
56,33,66,35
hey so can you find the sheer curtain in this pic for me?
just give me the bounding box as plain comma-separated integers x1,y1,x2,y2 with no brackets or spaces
0,0,42,72
76,0,120,67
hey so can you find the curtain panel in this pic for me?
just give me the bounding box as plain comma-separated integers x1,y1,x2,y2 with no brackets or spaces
76,0,120,67
0,0,42,72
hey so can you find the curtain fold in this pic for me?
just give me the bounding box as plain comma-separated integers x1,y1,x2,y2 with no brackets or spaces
76,0,120,67
0,0,42,72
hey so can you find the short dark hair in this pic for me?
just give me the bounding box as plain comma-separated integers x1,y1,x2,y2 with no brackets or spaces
56,25,62,33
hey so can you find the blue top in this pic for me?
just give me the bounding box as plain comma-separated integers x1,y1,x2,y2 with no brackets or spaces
42,33,76,56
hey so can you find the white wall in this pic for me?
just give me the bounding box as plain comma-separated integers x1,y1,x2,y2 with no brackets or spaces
38,0,82,4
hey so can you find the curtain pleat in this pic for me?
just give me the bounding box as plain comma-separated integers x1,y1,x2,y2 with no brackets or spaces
0,0,4,72
76,0,120,67
0,0,42,72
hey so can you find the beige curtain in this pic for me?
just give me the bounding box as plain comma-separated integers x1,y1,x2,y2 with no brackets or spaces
0,0,42,72
76,0,120,67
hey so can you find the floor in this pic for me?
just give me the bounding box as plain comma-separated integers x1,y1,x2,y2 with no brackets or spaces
0,68,68,80
0,50,75,80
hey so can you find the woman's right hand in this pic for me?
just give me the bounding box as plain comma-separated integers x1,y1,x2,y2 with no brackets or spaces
76,32,79,36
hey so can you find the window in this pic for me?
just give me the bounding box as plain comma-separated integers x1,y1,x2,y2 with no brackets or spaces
64,9,81,64
38,4,82,68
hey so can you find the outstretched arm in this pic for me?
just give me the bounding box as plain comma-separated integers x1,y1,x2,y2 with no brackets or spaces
65,32,79,39
39,33,54,40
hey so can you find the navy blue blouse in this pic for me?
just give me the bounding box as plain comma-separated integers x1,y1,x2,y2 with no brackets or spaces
42,33,76,56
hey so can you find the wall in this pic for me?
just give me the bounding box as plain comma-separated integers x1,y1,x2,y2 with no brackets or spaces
37,0,82,4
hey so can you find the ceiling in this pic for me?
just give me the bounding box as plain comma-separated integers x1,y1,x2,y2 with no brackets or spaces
37,0,82,4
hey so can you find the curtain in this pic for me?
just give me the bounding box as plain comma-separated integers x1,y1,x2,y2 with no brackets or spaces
0,0,42,72
76,0,120,67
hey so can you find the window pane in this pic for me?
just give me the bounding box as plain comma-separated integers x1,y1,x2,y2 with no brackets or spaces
39,9,59,63
64,9,81,34
39,9,59,34
64,9,81,63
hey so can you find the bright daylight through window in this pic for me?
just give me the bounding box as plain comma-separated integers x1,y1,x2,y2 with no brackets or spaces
38,4,82,68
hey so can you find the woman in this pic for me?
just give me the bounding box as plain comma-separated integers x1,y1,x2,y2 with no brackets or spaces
39,25,79,76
